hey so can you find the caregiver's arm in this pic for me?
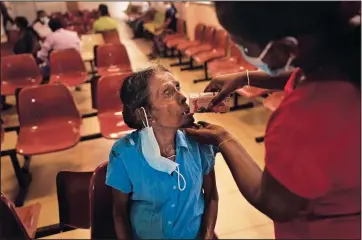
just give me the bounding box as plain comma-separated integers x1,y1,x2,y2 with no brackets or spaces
205,70,292,108
185,123,307,223
201,170,218,239
112,189,132,240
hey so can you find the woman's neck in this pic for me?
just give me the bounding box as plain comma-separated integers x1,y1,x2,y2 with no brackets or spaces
152,125,177,159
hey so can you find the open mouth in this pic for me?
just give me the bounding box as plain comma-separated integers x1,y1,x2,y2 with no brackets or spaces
182,107,193,116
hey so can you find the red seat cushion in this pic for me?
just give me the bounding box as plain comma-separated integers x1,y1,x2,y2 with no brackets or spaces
194,49,226,64
184,44,213,57
263,92,285,112
236,86,274,99
1,76,42,95
176,40,201,51
49,72,88,87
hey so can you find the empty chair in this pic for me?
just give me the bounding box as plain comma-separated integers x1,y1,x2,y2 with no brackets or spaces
175,24,205,52
0,193,41,240
49,49,88,87
263,91,285,112
96,43,132,77
97,74,133,139
192,29,229,83
1,54,42,96
164,18,186,44
56,171,93,230
16,84,82,156
99,30,121,44
80,34,105,62
90,162,117,239
183,26,215,57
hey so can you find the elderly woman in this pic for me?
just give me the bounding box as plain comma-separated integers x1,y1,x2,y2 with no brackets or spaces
106,66,218,239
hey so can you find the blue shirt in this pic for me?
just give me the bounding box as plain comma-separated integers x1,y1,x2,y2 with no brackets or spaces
106,130,217,239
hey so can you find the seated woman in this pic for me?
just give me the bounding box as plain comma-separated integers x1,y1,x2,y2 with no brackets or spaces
106,66,218,239
93,4,118,33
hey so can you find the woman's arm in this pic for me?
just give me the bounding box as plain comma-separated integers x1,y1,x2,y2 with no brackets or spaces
184,123,307,223
112,189,132,240
200,170,218,239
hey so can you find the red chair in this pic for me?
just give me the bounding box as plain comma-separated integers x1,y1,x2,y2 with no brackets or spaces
97,74,133,139
56,171,93,230
183,26,215,57
1,54,42,96
0,193,41,240
263,91,285,112
90,162,117,239
99,30,121,44
7,30,20,44
164,18,186,44
96,43,132,77
192,29,229,83
175,23,205,52
49,49,88,87
16,84,82,156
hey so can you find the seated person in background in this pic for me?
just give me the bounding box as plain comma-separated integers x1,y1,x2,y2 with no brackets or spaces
37,18,80,63
93,4,118,33
129,2,154,39
147,2,177,59
13,16,39,55
106,66,218,240
32,10,52,40
37,18,80,79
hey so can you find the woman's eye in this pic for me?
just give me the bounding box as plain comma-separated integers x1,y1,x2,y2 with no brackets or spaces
164,90,172,97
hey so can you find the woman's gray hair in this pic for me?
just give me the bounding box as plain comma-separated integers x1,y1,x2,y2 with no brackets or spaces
120,65,171,129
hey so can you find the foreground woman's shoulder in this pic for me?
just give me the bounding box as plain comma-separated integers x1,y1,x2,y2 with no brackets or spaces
111,130,138,152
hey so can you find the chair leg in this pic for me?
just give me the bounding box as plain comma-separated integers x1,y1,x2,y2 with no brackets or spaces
193,62,212,83
9,151,32,207
255,136,265,143
170,50,190,67
230,93,255,111
91,76,99,110
180,58,203,71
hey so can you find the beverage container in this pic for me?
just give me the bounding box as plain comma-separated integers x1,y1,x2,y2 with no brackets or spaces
189,92,230,113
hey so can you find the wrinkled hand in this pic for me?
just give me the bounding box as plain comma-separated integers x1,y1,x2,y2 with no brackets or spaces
182,121,230,146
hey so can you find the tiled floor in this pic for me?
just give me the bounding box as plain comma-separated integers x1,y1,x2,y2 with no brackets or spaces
1,18,274,239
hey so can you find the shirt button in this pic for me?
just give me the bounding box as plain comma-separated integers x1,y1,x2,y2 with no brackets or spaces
168,221,172,225
173,186,176,190
171,204,175,208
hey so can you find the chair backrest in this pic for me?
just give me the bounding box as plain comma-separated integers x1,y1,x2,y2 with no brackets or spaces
7,30,20,44
176,18,186,35
97,73,132,114
214,29,228,50
56,171,93,230
0,193,30,240
96,43,131,69
81,34,105,53
1,54,41,83
203,26,216,45
194,23,205,41
90,162,117,239
50,48,86,76
17,83,81,127
99,30,120,44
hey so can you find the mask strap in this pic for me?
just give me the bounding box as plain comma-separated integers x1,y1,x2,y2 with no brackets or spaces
284,56,294,70
258,41,273,60
140,107,149,128
175,165,186,191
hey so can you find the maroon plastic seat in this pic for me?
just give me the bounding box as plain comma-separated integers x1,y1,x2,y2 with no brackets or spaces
97,73,133,139
16,84,82,156
56,171,93,230
208,42,257,76
90,162,117,239
194,29,228,64
175,24,205,51
49,49,88,87
99,30,121,44
0,193,41,240
263,91,285,112
236,86,274,99
164,18,186,45
96,43,132,77
1,54,42,96
184,26,215,57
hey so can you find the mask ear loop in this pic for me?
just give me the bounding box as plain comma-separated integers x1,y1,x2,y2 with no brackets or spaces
175,165,186,191
140,107,149,128
258,41,273,60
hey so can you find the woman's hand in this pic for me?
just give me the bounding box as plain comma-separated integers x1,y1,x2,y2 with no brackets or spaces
183,121,231,146
204,73,246,110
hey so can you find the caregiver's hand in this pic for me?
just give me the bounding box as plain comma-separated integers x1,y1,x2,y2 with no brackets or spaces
183,121,231,146
204,73,246,110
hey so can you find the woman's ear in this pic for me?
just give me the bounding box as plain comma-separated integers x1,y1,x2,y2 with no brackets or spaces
135,107,151,127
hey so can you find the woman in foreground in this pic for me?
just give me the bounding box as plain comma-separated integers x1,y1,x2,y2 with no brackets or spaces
185,2,361,239
106,66,218,239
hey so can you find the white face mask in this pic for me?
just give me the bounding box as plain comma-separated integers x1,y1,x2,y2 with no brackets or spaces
139,107,186,191
41,17,49,25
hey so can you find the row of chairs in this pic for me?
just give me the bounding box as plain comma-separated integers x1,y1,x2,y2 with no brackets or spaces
0,162,117,239
1,42,131,96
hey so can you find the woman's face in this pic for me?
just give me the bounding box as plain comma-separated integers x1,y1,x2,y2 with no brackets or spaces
230,33,293,71
146,71,194,129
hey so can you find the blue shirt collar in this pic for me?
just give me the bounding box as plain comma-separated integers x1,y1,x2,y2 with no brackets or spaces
175,130,189,149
